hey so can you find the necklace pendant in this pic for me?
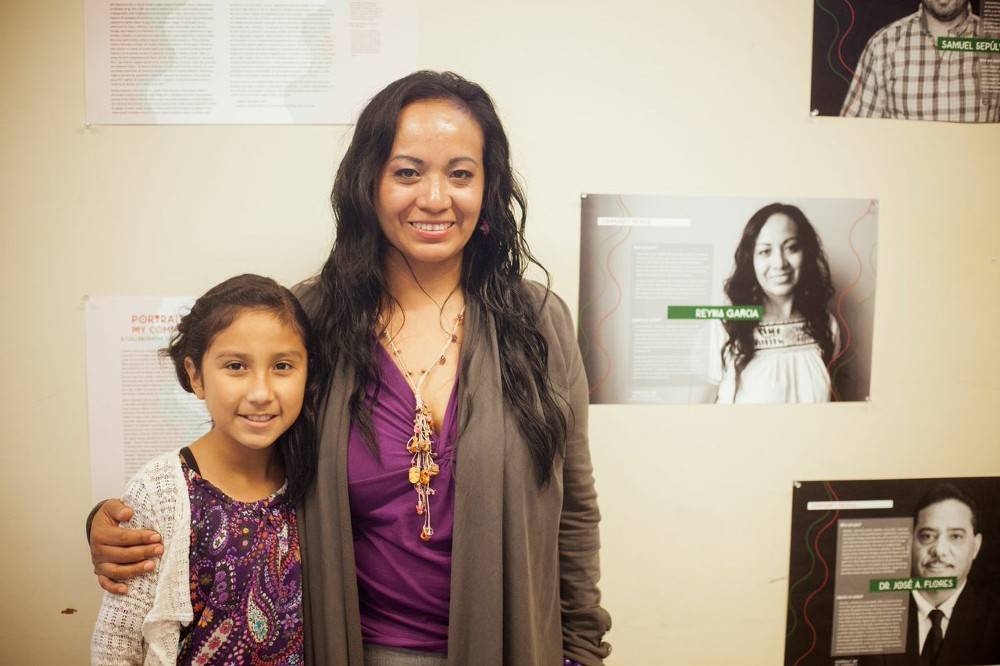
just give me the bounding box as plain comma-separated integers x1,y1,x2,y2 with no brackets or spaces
382,306,465,544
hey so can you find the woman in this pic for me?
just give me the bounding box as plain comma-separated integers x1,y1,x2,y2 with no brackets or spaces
709,202,839,403
88,71,611,666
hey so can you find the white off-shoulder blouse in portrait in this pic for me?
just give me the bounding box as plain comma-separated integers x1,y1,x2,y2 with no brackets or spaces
708,315,841,404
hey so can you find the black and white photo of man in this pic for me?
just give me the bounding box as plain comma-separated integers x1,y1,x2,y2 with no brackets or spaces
862,485,1000,665
811,0,1000,122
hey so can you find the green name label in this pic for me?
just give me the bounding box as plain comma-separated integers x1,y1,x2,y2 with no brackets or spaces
667,306,763,321
937,37,1000,53
869,577,957,593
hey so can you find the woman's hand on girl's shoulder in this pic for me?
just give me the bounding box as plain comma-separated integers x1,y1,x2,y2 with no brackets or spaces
89,499,163,595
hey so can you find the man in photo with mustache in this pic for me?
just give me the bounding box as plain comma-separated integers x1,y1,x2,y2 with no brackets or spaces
865,484,1000,665
841,0,1000,122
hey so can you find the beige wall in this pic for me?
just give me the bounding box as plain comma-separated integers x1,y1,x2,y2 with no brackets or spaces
2,1,999,663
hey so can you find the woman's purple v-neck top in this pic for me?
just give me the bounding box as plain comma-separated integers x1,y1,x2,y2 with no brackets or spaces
347,345,459,652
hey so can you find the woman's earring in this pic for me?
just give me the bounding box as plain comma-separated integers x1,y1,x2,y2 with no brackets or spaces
479,220,490,236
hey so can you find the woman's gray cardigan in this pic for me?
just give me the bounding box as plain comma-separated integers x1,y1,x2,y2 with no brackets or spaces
298,281,612,665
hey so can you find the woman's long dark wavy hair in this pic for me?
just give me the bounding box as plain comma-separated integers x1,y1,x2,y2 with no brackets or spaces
722,203,836,382
310,71,567,486
163,274,322,504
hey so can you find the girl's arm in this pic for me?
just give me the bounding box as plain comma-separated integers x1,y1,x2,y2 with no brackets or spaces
91,477,161,665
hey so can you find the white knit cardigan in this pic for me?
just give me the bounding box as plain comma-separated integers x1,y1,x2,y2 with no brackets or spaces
91,451,194,665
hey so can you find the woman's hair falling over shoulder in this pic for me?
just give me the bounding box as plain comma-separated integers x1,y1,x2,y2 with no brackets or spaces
312,70,568,486
722,203,836,380
162,273,323,504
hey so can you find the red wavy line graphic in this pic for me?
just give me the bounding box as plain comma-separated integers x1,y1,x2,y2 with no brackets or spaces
837,0,857,75
578,227,621,357
829,242,877,400
829,200,876,370
588,226,632,396
794,482,841,666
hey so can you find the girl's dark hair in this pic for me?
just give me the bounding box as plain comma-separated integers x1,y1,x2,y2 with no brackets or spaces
163,274,320,503
722,203,836,382
311,70,566,486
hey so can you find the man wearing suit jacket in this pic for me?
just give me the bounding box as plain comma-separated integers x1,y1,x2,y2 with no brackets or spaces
863,484,1000,665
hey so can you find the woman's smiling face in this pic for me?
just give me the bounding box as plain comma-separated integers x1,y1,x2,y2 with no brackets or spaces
752,213,803,302
375,98,485,271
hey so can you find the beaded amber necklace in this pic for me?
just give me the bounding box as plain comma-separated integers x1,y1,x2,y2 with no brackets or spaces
381,308,464,541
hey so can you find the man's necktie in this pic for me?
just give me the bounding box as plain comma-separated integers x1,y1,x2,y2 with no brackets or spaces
921,608,945,665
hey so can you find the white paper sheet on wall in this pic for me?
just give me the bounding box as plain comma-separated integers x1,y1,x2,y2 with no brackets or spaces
85,296,209,501
84,0,418,124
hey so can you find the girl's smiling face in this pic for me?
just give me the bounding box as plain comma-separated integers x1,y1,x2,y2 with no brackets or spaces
375,98,485,272
185,308,307,453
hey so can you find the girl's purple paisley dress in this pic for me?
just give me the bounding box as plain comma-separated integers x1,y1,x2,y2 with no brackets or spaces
177,459,304,665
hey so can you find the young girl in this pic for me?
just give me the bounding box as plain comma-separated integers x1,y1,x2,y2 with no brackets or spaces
91,274,319,665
